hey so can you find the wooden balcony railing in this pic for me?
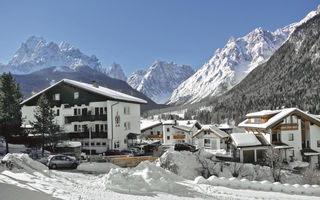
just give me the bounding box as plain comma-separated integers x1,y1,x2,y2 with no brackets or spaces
172,135,185,139
147,134,163,139
280,123,298,130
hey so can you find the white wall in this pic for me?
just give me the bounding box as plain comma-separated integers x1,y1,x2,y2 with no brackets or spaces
310,124,320,151
280,119,302,161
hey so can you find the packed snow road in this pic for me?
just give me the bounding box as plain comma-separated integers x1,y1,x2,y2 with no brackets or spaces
0,153,319,200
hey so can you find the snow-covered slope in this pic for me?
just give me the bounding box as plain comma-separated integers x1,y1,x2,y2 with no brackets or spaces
0,36,106,74
168,10,318,105
128,60,195,104
127,70,146,89
104,62,127,81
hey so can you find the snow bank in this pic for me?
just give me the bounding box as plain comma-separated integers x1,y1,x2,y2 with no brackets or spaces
77,162,119,174
104,161,192,195
2,153,47,173
198,175,320,196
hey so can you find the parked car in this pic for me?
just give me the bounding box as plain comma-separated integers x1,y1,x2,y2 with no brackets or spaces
174,143,196,152
47,155,79,169
129,146,145,156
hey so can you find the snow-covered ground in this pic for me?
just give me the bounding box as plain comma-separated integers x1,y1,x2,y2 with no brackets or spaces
0,153,319,200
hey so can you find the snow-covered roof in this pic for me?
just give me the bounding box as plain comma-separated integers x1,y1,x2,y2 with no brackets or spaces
218,123,233,129
21,79,147,105
238,108,320,130
140,120,162,131
193,125,228,138
163,120,176,125
246,110,281,118
56,141,81,148
230,133,262,147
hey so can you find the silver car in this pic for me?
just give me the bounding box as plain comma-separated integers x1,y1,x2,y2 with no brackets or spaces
47,155,79,169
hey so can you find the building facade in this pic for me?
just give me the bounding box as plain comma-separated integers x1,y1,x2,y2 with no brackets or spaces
21,79,146,154
141,120,201,146
238,108,320,165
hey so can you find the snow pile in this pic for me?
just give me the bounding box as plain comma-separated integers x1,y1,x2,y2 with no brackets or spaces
78,162,119,174
156,149,308,184
155,149,203,180
1,153,47,173
104,161,191,195
197,175,320,196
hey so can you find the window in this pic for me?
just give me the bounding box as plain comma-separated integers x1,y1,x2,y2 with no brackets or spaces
85,142,89,146
74,92,79,99
150,131,154,135
95,107,99,115
114,141,120,148
54,93,60,101
124,122,131,130
82,125,88,132
56,109,60,116
157,131,160,135
104,107,107,114
91,142,94,146
204,139,211,148
74,108,77,116
82,108,87,116
317,140,320,148
167,128,170,132
96,142,101,146
124,139,127,144
100,124,104,132
74,125,78,132
104,124,108,132
102,142,106,146
95,124,100,133
167,136,170,140
124,106,130,115
100,107,103,115
78,109,81,115
288,133,294,141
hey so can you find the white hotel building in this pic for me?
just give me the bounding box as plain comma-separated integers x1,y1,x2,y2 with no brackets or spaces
21,79,147,154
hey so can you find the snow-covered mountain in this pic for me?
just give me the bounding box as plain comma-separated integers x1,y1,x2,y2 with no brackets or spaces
0,36,107,74
104,62,127,81
167,10,318,105
127,70,146,89
127,60,195,104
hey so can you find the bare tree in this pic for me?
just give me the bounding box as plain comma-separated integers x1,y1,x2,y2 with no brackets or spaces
263,149,284,182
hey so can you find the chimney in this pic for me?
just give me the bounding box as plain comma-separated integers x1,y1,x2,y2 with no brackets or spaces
92,81,99,88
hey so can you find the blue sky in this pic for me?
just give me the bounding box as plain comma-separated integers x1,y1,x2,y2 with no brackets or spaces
0,0,317,75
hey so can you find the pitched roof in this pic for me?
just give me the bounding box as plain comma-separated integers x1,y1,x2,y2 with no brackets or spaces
238,108,320,130
21,79,147,105
193,125,228,138
140,120,162,131
230,133,263,147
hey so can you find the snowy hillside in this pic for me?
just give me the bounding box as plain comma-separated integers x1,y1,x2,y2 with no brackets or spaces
104,62,127,81
127,60,195,104
168,10,318,105
0,36,108,74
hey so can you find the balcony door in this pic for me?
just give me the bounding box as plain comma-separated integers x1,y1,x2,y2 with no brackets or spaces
95,124,100,133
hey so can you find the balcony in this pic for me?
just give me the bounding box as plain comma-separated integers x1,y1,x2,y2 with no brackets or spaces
172,135,185,139
69,131,108,139
280,123,298,130
65,114,108,124
147,134,163,139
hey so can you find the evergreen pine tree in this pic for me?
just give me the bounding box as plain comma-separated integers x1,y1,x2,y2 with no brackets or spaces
31,94,59,156
0,72,23,154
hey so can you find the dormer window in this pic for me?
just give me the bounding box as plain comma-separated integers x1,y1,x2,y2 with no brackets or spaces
54,93,60,101
74,92,79,99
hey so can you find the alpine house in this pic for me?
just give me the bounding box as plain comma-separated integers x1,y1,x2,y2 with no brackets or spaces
238,108,320,165
21,79,147,154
